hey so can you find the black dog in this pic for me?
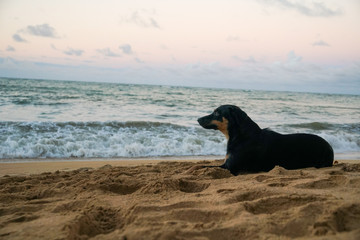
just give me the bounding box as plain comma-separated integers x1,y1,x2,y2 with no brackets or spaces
198,105,333,175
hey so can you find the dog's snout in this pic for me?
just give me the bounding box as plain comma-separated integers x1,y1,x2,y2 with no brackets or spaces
197,116,208,127
198,115,217,130
197,117,204,127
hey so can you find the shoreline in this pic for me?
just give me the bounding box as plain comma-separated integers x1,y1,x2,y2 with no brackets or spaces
0,155,358,177
0,155,223,163
0,156,222,177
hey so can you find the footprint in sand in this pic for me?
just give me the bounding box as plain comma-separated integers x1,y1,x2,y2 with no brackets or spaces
224,190,276,204
140,179,210,194
295,175,348,189
98,182,143,195
243,194,322,215
66,206,122,239
130,201,200,215
313,203,360,235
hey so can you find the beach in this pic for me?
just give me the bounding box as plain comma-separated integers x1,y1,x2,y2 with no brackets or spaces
1,158,360,240
1,79,360,239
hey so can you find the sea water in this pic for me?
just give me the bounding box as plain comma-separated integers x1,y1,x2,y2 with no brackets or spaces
0,77,359,161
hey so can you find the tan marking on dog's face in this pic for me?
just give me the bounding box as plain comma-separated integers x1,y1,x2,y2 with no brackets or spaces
210,117,229,140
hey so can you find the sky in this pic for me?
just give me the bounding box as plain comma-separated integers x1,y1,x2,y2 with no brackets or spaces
0,0,359,94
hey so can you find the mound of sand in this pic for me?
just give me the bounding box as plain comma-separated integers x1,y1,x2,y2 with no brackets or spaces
1,160,360,239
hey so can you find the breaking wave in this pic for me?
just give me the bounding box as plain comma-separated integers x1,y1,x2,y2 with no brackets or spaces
1,120,359,159
0,121,227,159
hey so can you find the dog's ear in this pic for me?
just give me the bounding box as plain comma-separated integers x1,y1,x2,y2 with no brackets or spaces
228,106,248,127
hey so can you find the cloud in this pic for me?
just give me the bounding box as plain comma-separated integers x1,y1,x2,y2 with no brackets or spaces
6,46,15,52
50,44,57,50
96,48,121,57
312,40,330,47
271,51,304,73
22,24,59,38
134,57,144,64
232,56,257,64
1,56,359,94
258,0,342,17
121,10,161,29
63,48,84,56
13,34,27,42
287,50,302,63
119,44,133,55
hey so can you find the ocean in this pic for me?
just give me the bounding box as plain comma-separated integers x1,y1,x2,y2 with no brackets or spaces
1,77,359,161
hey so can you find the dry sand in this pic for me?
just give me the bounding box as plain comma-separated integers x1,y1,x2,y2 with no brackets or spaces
1,159,360,239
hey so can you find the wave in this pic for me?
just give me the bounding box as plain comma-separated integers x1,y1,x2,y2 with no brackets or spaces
11,99,70,106
286,122,336,131
0,121,227,159
1,120,359,159
285,122,360,132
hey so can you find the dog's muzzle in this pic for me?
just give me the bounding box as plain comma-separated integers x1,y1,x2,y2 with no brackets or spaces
197,116,217,130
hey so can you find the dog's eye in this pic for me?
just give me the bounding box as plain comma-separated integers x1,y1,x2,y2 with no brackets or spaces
214,111,219,117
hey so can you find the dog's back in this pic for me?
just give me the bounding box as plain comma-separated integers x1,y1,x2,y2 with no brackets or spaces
264,130,334,170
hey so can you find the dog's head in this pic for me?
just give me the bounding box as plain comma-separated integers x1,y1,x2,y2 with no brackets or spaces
197,105,248,139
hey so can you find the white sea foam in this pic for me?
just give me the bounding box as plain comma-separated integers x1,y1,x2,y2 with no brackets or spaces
319,132,360,153
0,121,227,159
0,120,359,159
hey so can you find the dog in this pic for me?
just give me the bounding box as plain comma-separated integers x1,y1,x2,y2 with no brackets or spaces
198,105,334,175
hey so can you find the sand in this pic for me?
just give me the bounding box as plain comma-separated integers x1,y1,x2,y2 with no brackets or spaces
1,159,360,240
